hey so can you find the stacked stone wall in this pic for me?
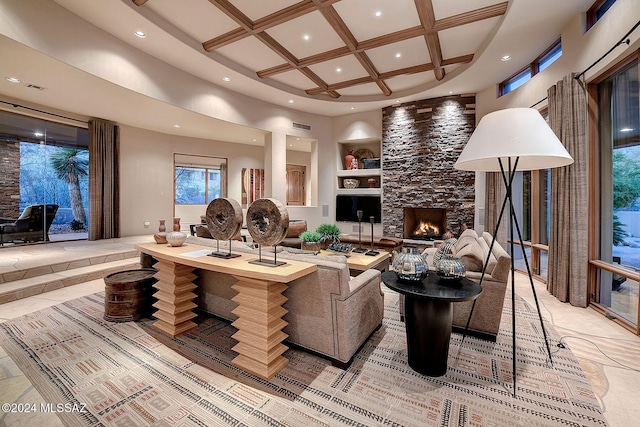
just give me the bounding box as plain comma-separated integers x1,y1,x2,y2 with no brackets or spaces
381,95,476,238
0,136,21,217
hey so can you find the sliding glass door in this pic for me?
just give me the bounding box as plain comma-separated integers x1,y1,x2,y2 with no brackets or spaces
0,110,88,246
591,55,639,331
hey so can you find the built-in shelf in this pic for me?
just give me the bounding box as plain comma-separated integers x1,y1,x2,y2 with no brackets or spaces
336,138,382,196
336,168,381,177
336,188,381,195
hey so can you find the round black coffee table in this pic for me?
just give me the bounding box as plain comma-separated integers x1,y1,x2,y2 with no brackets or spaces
381,271,482,376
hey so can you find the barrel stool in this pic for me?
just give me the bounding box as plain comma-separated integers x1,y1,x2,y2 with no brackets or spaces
104,268,157,322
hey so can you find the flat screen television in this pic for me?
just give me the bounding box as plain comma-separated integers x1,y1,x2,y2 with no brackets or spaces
336,195,381,223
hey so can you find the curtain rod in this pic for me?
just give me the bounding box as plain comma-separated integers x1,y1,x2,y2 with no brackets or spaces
0,99,88,124
530,97,548,108
575,19,640,80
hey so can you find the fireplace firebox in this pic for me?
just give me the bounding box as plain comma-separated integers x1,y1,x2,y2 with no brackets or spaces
403,208,446,240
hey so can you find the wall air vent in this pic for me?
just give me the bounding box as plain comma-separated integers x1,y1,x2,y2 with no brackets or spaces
25,83,46,91
292,122,311,131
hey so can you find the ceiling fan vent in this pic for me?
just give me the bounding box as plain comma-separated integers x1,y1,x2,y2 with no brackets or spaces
292,122,311,131
25,83,47,91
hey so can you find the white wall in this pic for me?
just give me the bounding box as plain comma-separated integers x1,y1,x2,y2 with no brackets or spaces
119,125,263,235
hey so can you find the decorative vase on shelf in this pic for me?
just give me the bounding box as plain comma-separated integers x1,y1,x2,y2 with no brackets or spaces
391,247,429,282
172,217,181,232
344,150,355,170
158,219,166,232
166,231,187,247
367,177,376,188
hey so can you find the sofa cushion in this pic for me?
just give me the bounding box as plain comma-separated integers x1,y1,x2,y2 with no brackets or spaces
476,235,496,274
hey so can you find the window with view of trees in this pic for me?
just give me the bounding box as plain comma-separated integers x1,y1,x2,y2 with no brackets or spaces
175,166,222,204
174,154,227,207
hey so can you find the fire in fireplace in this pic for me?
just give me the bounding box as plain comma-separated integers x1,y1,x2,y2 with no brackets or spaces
403,207,446,240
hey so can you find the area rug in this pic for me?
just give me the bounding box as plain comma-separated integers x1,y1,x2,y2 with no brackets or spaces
0,288,607,427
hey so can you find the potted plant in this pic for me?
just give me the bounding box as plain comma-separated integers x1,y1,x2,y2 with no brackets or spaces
316,223,341,249
299,231,322,252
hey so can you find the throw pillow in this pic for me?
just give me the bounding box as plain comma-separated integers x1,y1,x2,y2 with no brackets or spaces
454,229,479,251
455,237,484,272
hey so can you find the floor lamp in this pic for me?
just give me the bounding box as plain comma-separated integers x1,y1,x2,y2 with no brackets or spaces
454,108,573,396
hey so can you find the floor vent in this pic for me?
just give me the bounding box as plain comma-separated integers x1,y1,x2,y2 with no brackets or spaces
292,122,311,131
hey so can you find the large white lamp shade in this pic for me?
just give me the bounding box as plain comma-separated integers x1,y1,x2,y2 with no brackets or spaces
454,108,574,172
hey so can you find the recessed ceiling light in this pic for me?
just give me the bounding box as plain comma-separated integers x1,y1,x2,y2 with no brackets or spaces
173,124,180,128
296,138,300,140
350,107,355,110
289,144,293,147
395,53,402,58
395,100,400,104
336,67,342,73
303,34,310,41
253,138,256,142
501,55,511,62
34,132,43,137
448,90,453,94
288,99,294,104
375,11,382,17
5,77,20,83
620,127,633,132
134,30,146,38
222,76,231,82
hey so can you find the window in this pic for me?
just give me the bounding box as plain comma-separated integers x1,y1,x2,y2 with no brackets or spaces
586,0,617,31
500,39,562,96
511,167,551,281
174,154,227,205
538,42,562,73
503,68,531,94
592,55,639,331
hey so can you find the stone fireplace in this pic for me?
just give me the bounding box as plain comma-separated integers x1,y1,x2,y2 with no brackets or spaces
403,207,446,240
381,95,476,239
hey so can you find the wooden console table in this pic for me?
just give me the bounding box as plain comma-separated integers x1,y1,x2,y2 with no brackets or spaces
135,242,317,380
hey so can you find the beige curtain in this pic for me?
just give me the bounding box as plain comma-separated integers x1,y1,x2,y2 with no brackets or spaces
547,74,588,307
484,172,508,247
88,119,120,240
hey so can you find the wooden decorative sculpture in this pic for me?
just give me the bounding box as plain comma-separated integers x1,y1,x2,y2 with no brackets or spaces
246,198,289,266
205,198,243,258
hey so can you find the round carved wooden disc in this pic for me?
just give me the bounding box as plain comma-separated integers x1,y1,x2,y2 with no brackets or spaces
205,198,243,241
246,198,289,246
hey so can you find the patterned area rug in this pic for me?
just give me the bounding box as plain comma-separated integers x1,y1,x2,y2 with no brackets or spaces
0,288,607,426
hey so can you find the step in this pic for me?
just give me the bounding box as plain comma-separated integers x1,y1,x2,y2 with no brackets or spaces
0,248,140,284
0,258,143,304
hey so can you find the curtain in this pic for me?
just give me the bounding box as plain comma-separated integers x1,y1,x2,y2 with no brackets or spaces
88,119,119,240
547,74,588,307
484,172,508,247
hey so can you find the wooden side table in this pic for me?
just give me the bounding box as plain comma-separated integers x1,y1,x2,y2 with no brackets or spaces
381,271,482,376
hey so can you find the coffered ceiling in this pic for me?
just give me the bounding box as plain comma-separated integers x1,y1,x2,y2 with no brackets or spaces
48,0,594,116
154,0,507,99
